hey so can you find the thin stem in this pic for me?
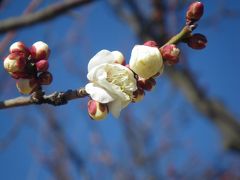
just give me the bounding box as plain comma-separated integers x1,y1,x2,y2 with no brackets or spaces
164,25,194,46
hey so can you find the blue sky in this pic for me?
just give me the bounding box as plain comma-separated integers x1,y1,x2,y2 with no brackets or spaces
0,0,240,179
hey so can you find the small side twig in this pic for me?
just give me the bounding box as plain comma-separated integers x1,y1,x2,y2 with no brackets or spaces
164,24,197,46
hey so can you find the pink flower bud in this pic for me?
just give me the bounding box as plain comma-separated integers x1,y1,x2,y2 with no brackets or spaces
3,53,26,73
112,51,126,65
137,77,156,91
16,78,40,94
144,41,158,47
9,41,30,56
187,33,207,50
35,60,49,72
186,1,204,22
160,44,180,63
30,41,50,61
9,72,34,79
38,72,53,85
88,100,108,120
132,88,145,103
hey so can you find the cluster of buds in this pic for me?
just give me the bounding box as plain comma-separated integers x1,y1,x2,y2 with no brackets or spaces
185,1,207,50
3,41,52,94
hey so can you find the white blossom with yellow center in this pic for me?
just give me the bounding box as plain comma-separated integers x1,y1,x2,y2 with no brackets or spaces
86,50,137,117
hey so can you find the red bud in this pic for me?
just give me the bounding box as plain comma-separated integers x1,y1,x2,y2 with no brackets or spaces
132,88,145,103
160,44,180,65
186,1,204,23
187,33,207,50
36,60,49,72
137,77,156,91
9,41,30,56
144,41,158,47
38,72,53,85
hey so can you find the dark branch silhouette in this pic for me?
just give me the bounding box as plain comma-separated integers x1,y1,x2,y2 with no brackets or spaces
0,0,93,33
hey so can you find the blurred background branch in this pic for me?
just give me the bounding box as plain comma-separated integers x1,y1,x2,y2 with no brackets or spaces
0,0,93,33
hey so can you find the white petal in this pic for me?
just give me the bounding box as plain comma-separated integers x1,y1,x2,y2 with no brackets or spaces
97,79,130,101
108,100,130,118
87,65,107,81
88,50,115,72
108,100,122,118
85,83,114,103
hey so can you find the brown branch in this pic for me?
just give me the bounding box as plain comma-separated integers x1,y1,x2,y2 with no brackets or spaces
0,88,88,109
0,0,93,34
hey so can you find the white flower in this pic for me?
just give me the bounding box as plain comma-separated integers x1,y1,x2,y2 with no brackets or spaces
129,45,163,79
85,50,137,117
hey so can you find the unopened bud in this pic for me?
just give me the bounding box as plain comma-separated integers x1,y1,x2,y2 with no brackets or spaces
129,45,163,79
9,41,30,56
112,51,126,65
30,41,50,61
186,1,204,22
132,88,145,103
38,72,53,85
3,53,26,73
36,59,49,72
144,41,158,47
137,77,156,91
160,44,180,65
9,72,34,79
88,100,108,120
187,33,207,50
160,44,180,64
16,78,39,94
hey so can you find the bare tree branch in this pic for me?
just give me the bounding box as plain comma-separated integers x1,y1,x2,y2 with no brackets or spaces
0,88,88,109
0,0,94,34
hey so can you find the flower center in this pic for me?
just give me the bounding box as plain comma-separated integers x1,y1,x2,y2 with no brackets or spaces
106,65,135,98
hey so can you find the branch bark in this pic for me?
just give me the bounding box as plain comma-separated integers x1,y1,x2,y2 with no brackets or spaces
0,88,88,109
0,0,93,33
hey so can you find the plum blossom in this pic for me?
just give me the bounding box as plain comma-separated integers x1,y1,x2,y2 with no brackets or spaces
85,50,137,117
